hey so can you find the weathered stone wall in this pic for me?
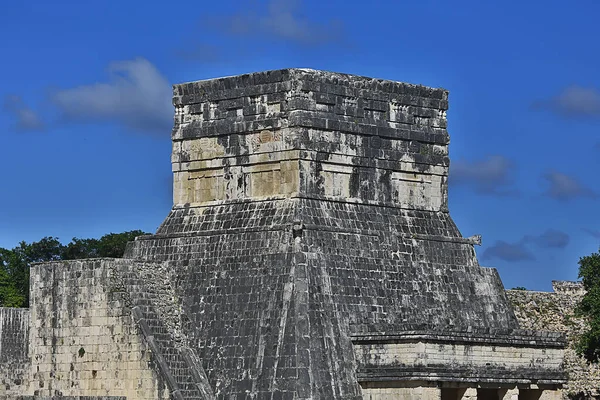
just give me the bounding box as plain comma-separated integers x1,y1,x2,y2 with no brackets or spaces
27,259,170,400
360,382,441,400
359,385,563,400
1,397,125,400
126,196,529,399
352,330,564,384
0,308,30,396
120,69,564,399
171,69,449,211
360,386,563,400
507,281,600,399
112,258,214,400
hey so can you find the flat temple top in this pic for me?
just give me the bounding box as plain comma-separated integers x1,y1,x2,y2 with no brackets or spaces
172,68,448,105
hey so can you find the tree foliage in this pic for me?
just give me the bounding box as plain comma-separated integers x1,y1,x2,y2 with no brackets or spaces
0,248,26,307
575,247,600,362
0,230,148,308
95,231,146,258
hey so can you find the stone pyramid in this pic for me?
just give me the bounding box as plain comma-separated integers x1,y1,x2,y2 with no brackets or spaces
1,69,565,400
122,69,564,399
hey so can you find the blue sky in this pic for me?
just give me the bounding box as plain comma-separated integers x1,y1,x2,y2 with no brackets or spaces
1,0,598,291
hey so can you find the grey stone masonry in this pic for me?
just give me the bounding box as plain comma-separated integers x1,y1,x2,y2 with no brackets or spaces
508,281,600,398
26,259,171,400
0,69,568,400
125,69,566,399
110,259,214,400
170,69,450,210
0,308,30,396
25,258,214,400
351,326,565,385
0,397,127,400
172,68,448,141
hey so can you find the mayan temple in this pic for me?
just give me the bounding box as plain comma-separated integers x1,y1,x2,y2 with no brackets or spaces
1,69,567,400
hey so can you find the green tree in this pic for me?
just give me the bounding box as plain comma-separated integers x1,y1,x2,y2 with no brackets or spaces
62,237,100,260
0,230,149,308
96,230,147,258
6,237,64,307
17,236,64,263
0,248,26,307
575,247,600,362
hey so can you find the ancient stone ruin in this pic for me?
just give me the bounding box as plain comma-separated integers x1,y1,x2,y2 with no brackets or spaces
508,281,600,399
1,69,567,399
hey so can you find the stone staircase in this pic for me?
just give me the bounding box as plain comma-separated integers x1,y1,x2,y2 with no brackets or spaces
109,260,214,400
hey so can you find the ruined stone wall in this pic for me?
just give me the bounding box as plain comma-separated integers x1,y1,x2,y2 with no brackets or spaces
507,281,600,399
0,308,30,396
1,397,125,400
27,259,170,400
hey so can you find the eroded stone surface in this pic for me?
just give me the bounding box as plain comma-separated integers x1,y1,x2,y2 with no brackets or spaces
0,308,29,396
508,281,600,399
26,260,170,400
171,69,449,210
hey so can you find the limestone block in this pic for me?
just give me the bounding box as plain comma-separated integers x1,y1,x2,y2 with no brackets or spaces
508,284,600,398
362,386,441,400
501,388,518,400
460,388,477,400
354,338,563,375
538,389,562,400
25,260,170,400
171,69,451,210
0,308,30,396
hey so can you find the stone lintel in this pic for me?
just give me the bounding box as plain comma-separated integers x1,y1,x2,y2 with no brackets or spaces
352,332,566,387
350,330,566,348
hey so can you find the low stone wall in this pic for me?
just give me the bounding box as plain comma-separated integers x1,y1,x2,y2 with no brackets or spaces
507,281,600,399
27,259,170,400
1,397,126,400
0,307,30,396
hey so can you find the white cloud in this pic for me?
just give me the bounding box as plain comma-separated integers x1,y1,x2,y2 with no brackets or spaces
524,229,570,249
450,155,518,196
542,171,597,201
482,240,535,262
3,95,45,132
482,229,570,263
51,58,172,134
216,0,344,46
534,85,600,117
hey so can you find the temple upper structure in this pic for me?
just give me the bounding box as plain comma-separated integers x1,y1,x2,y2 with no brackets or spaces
171,68,449,210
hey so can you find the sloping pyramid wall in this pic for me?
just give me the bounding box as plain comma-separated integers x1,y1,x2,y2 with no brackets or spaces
126,196,521,398
122,69,531,398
